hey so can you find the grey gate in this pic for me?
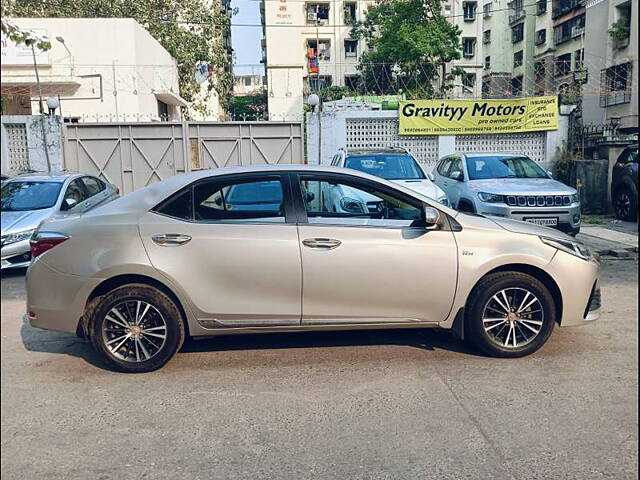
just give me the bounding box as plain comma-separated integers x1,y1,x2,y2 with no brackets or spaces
63,121,304,194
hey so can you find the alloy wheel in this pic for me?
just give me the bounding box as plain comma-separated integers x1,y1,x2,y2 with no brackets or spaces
615,190,631,220
481,288,544,349
101,300,167,362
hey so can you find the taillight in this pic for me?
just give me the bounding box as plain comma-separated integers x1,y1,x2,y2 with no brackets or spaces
30,232,70,259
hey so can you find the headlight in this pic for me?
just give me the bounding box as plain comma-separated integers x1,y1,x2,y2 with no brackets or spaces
0,229,35,247
477,192,504,203
340,197,366,214
571,194,579,204
540,235,591,260
438,195,450,207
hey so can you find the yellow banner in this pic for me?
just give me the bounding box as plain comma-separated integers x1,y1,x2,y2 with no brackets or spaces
398,96,558,135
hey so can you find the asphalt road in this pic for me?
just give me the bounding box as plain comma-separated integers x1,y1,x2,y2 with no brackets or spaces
1,259,638,480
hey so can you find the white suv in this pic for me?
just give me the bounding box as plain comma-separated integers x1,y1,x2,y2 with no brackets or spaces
330,147,449,207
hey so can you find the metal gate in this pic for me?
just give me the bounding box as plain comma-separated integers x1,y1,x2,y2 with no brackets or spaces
63,122,304,194
345,118,440,166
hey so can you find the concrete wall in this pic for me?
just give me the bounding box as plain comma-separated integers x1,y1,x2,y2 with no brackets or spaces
1,115,63,174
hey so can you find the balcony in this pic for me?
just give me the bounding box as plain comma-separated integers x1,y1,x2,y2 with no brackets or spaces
552,0,585,20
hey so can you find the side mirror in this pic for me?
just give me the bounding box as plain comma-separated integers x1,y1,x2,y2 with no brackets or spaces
423,206,440,226
304,191,315,203
427,172,435,182
61,197,78,211
450,171,464,182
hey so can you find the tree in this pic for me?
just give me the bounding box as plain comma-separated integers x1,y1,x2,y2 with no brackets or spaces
2,0,232,117
351,0,462,99
229,89,267,121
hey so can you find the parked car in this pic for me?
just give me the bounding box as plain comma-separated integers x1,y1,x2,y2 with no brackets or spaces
1,172,119,269
26,165,600,373
611,143,638,221
330,147,450,206
433,153,581,235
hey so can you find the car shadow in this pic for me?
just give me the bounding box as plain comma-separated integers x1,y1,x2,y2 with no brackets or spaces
21,317,482,372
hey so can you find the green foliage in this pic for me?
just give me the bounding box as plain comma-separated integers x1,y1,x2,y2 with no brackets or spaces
319,85,351,102
229,89,267,120
351,0,461,99
1,19,52,50
3,0,232,117
609,18,630,42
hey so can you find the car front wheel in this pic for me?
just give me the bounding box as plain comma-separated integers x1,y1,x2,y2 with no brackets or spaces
465,272,555,357
88,284,185,373
613,185,638,221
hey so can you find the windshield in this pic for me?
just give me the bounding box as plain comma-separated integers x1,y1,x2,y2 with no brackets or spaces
345,154,426,180
1,181,63,211
465,156,549,180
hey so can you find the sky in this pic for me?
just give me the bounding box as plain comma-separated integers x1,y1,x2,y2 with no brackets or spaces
231,0,264,76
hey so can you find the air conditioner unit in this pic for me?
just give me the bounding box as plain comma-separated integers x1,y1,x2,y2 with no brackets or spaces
307,12,317,21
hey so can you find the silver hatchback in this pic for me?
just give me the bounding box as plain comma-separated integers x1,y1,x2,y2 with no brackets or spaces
433,153,581,235
1,172,119,269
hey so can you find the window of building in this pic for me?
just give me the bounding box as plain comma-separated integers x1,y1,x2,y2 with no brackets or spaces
512,23,524,43
574,48,584,70
483,29,491,44
345,75,359,90
536,0,547,15
600,62,633,107
463,1,477,21
535,29,546,45
307,39,331,60
555,53,572,77
157,100,169,121
306,3,330,23
463,38,476,57
344,2,357,23
511,76,523,96
483,2,492,18
444,4,452,16
462,72,476,91
553,14,585,45
344,39,358,58
534,61,546,94
309,75,333,92
244,77,252,86
485,56,491,69
513,50,523,68
612,2,632,47
508,0,525,23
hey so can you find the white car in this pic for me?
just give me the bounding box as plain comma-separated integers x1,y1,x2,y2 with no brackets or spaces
329,147,449,207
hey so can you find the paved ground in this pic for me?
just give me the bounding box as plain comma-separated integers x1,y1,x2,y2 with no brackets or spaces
1,258,638,480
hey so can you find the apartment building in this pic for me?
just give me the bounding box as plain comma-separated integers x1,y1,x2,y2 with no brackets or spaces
261,0,375,118
582,0,637,131
233,74,265,96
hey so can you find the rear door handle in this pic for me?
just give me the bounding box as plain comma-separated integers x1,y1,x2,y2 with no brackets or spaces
302,238,342,249
152,233,192,247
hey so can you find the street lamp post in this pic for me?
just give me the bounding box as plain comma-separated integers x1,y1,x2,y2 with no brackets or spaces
308,93,321,165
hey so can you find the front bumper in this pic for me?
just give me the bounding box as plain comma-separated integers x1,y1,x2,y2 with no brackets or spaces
476,202,582,235
1,239,31,269
547,250,601,326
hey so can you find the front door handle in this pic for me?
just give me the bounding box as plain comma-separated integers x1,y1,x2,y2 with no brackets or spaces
302,238,342,249
152,233,192,247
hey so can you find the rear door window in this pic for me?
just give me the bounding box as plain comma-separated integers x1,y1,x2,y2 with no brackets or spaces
81,176,105,197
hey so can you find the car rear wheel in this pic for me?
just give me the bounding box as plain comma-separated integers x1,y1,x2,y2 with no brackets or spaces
465,272,555,357
88,284,185,373
613,186,638,221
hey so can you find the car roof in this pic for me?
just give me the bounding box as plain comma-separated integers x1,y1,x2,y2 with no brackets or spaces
5,171,84,183
461,153,527,158
345,148,409,156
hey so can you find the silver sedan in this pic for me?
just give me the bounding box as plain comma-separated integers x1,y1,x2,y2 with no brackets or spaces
25,165,601,372
1,172,119,269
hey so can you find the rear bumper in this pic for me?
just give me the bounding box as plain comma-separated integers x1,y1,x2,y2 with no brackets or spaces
25,258,99,334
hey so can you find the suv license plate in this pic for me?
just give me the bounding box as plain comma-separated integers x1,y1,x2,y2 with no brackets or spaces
524,217,558,226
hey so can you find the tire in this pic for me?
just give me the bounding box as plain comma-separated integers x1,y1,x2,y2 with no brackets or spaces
458,200,476,213
613,184,638,221
88,284,185,373
465,272,555,358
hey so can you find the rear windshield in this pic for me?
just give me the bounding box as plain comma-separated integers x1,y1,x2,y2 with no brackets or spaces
1,181,63,211
345,154,426,180
466,156,549,180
